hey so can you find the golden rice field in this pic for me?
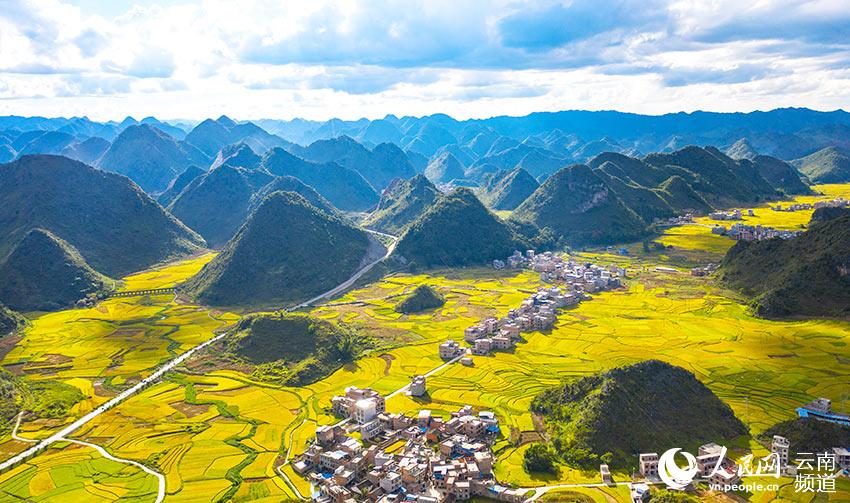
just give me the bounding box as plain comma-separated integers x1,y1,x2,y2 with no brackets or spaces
2,185,850,501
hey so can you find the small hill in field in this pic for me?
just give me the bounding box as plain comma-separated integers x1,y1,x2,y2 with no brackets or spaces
394,285,445,314
364,174,441,234
183,191,370,307
531,360,747,467
0,229,114,311
396,188,525,268
478,167,540,211
719,213,850,319
225,312,374,386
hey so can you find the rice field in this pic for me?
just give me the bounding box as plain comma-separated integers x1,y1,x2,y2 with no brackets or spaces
2,186,850,501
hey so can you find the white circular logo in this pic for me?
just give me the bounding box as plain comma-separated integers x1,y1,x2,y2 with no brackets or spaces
658,448,699,490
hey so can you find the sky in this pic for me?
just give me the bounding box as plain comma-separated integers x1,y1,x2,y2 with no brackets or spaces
0,0,849,121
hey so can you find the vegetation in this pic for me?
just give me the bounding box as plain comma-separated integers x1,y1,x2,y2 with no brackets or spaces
760,418,850,456
156,164,205,207
396,188,526,268
0,154,204,277
523,443,559,474
184,191,370,307
365,174,441,234
810,206,850,225
229,312,374,386
752,155,812,195
531,360,747,467
478,167,540,210
793,147,850,184
425,151,466,184
168,165,273,247
0,303,27,337
719,213,850,318
651,489,700,503
249,175,338,216
0,229,114,311
25,379,86,419
394,285,445,314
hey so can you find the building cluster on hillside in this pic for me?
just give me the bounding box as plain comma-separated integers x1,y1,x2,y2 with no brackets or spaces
772,198,850,212
796,398,850,427
298,400,528,503
653,213,695,226
690,263,719,277
711,223,802,241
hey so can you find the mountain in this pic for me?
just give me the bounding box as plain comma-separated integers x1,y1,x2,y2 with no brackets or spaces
249,176,338,216
719,213,850,318
210,143,261,170
792,147,850,183
531,360,747,466
226,312,373,386
0,145,15,163
396,188,524,268
761,418,850,457
478,167,540,211
98,124,198,193
0,155,204,277
259,148,379,211
0,229,114,311
156,165,205,207
364,174,441,234
16,131,77,156
0,304,26,337
424,152,465,184
184,191,371,307
655,175,712,214
512,164,647,246
394,285,445,314
726,138,759,160
809,206,850,226
60,136,110,165
168,166,273,247
750,155,811,194
184,116,289,158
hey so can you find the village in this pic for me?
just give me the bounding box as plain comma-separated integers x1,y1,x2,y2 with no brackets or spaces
771,197,850,212
710,223,803,241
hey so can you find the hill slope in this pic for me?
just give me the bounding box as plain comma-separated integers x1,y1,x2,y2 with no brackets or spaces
512,164,646,245
425,152,466,184
394,285,445,314
0,229,114,311
750,155,811,195
719,214,850,318
0,155,204,277
531,360,747,466
168,166,272,247
478,167,540,211
156,165,205,207
224,312,374,386
184,191,370,307
364,174,441,234
396,188,524,267
0,304,27,337
249,176,338,216
792,147,850,183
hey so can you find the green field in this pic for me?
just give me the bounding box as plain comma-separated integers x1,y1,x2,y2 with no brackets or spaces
2,186,850,501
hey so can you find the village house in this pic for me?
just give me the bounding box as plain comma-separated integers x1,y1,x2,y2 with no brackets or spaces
408,375,426,397
639,452,659,480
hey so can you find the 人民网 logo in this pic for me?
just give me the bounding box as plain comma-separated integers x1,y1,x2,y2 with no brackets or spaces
658,448,699,490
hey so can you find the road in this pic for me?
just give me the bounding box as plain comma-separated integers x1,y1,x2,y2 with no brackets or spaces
0,229,400,500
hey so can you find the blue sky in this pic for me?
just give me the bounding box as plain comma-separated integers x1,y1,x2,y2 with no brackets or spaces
0,0,849,121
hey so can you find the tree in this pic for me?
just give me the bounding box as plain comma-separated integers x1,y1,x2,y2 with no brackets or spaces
523,443,558,474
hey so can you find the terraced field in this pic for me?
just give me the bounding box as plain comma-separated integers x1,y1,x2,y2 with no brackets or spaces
2,185,850,501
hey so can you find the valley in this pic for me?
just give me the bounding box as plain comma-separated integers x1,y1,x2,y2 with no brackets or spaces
1,185,850,501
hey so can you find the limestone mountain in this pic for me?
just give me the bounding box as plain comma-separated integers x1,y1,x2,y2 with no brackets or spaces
184,116,289,158
16,131,76,156
0,229,114,311
750,155,811,194
210,143,261,170
478,167,540,210
396,188,525,267
424,152,465,184
0,155,204,277
98,124,199,193
259,148,379,211
0,304,26,337
60,136,110,165
726,138,759,160
394,285,445,314
249,176,338,217
364,174,441,234
184,191,370,307
531,360,747,466
511,164,646,246
792,147,850,183
168,166,273,247
157,165,205,207
719,213,850,319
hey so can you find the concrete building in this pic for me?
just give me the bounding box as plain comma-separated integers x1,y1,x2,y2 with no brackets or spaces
408,375,426,397
639,452,659,479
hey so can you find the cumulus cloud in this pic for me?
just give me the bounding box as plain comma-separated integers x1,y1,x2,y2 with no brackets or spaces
0,0,848,119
